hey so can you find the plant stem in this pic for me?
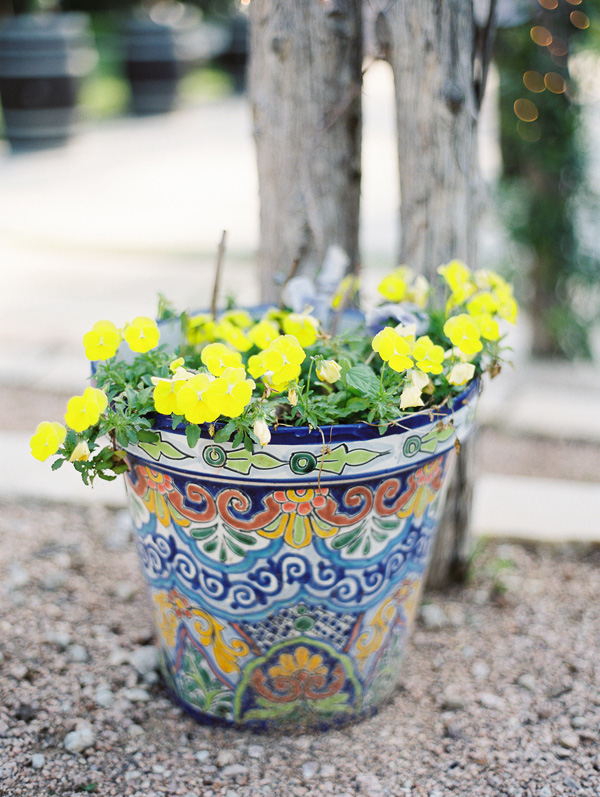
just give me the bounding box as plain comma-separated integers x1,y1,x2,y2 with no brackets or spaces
211,231,227,319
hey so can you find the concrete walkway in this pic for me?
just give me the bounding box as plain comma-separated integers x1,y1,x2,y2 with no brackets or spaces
1,63,599,545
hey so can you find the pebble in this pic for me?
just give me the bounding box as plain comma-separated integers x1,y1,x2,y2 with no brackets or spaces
220,764,248,781
537,787,552,797
7,562,30,589
68,645,89,663
124,770,141,781
321,763,336,779
64,725,95,753
301,761,319,780
471,660,490,679
356,772,382,793
123,687,150,703
127,724,145,737
94,687,114,708
557,730,579,749
563,777,579,791
129,645,159,676
217,749,237,767
478,692,505,710
42,571,67,591
114,581,138,602
570,715,586,729
442,685,467,710
246,745,264,759
420,603,448,630
45,631,72,650
516,673,536,692
293,735,313,750
31,753,45,770
108,648,130,666
195,750,211,763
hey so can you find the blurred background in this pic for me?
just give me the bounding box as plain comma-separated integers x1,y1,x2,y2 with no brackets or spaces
1,0,599,445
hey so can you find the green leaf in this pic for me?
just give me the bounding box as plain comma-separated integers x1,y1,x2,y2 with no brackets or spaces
137,430,160,443
51,459,64,471
186,424,202,449
138,439,188,462
214,421,237,443
345,364,380,397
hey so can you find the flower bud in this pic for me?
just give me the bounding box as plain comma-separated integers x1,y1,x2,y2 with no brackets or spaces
288,389,298,407
316,359,342,384
400,385,424,410
447,362,475,386
70,440,90,462
253,418,271,447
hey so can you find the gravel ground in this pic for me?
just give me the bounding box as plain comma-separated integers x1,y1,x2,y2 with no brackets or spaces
1,500,599,797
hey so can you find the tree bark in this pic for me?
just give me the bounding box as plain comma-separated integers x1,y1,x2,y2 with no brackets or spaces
248,0,362,304
373,0,495,587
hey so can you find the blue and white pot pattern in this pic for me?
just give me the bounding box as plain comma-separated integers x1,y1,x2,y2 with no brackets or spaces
124,380,479,729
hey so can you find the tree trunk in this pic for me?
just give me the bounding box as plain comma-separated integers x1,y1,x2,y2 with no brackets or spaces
373,0,495,587
248,0,362,304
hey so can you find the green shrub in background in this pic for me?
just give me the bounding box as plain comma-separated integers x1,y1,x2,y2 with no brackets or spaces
494,0,600,358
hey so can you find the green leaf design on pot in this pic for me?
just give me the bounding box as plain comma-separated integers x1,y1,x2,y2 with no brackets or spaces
330,516,399,558
224,448,283,475
179,644,233,720
420,423,455,453
138,436,189,462
319,443,384,475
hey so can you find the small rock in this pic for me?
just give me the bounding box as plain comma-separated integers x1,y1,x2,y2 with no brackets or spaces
293,735,313,751
108,648,129,666
356,772,382,793
143,671,159,686
45,631,72,650
217,749,237,767
246,745,264,760
553,746,572,759
537,787,552,797
420,603,448,630
221,764,248,780
429,792,444,797
563,777,579,791
123,687,150,703
570,715,586,729
113,581,138,602
444,720,463,740
445,604,465,626
129,646,159,676
94,688,114,709
7,563,29,589
321,763,336,779
471,660,490,680
195,750,210,763
104,513,132,550
42,571,67,591
516,673,536,692
31,754,45,770
127,724,144,737
225,791,239,797
462,645,475,659
15,703,37,722
442,685,466,710
68,645,88,663
302,761,319,780
557,730,579,749
64,726,95,753
478,692,505,710
124,770,141,781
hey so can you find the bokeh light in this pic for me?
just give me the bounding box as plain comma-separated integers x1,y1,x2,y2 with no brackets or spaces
544,72,567,94
523,71,546,92
517,121,541,142
570,11,590,29
531,27,553,46
538,0,558,8
514,98,539,122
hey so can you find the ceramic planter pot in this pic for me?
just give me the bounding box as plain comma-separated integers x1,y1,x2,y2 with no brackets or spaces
123,380,478,730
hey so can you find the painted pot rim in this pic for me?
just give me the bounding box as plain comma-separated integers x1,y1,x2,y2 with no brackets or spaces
151,377,481,444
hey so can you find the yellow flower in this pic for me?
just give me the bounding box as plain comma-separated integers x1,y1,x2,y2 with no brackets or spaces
176,373,220,425
82,387,108,424
153,379,186,416
214,318,252,352
201,343,242,376
248,319,280,350
169,357,185,373
221,309,254,329
263,335,306,386
467,292,497,317
406,274,430,308
407,369,430,391
187,314,216,345
282,313,319,347
438,260,473,293
30,421,66,462
494,288,518,324
378,267,411,302
411,336,444,375
400,385,424,410
65,388,107,433
371,327,413,373
247,351,268,380
253,417,271,447
447,362,476,386
472,312,500,341
316,359,342,384
124,317,160,354
332,275,359,309
70,440,90,462
443,314,482,356
206,367,255,419
83,320,120,361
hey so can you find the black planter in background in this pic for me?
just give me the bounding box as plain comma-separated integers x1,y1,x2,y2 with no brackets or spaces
0,12,96,151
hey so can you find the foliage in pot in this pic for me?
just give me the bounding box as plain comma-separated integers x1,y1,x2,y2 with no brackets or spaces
0,2,97,149
31,260,517,728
